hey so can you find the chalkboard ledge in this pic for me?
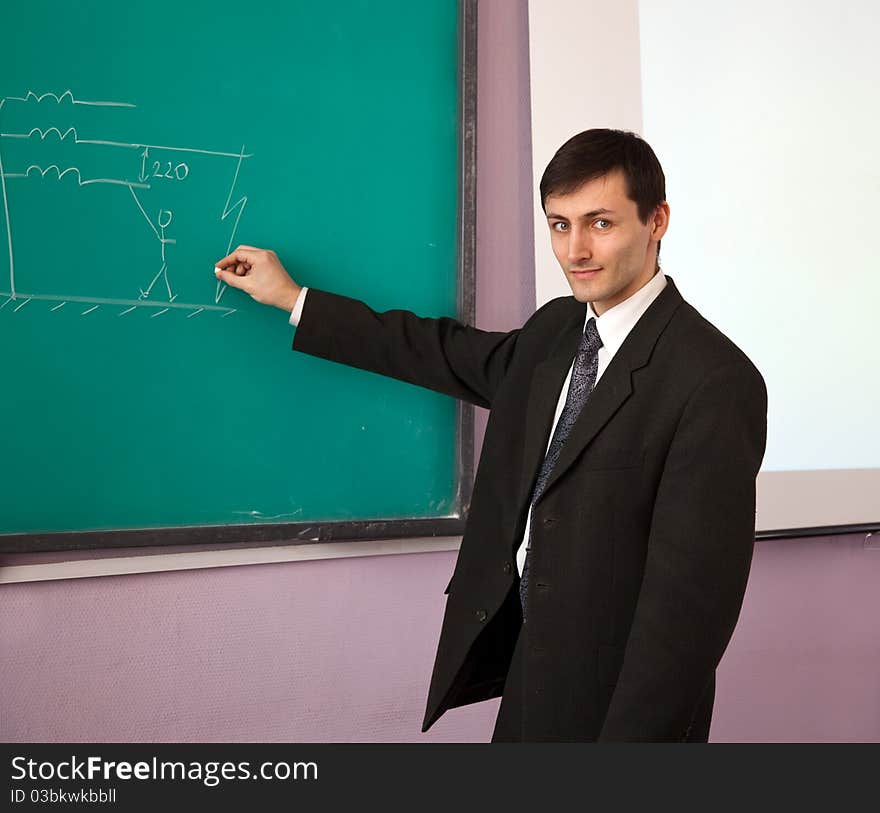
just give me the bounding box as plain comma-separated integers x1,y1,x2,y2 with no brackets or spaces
0,536,462,585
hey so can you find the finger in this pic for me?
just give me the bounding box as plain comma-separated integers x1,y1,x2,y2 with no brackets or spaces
235,262,249,276
214,248,259,269
215,267,246,289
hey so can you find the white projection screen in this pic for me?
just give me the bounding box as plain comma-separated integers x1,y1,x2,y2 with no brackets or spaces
529,0,879,537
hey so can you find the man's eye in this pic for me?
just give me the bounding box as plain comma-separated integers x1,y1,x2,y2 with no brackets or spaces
595,219,611,230
551,222,568,232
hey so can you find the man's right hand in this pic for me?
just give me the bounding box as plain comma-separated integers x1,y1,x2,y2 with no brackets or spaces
214,245,302,312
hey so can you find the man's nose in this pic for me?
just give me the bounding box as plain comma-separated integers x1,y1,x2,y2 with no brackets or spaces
567,225,593,263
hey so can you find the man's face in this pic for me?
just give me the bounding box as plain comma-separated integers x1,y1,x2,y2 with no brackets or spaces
544,169,669,315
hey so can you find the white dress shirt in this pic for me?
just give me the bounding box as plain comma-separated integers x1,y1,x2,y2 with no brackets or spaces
289,287,309,326
288,270,668,580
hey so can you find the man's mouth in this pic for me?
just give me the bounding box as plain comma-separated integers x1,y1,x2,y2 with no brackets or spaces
571,267,602,277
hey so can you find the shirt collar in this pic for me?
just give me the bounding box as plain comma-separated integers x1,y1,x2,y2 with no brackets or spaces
585,269,668,356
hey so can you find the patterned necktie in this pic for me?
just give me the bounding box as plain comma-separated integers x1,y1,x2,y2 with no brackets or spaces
519,316,603,622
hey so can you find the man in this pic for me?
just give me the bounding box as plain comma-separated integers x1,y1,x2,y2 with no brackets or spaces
214,128,768,742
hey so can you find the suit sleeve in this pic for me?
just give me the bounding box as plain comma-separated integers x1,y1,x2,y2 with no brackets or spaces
598,360,768,742
291,288,522,409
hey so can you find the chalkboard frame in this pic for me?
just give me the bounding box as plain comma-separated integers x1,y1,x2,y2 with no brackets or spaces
1,0,478,554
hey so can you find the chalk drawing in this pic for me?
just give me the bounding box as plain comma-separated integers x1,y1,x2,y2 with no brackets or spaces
0,89,253,319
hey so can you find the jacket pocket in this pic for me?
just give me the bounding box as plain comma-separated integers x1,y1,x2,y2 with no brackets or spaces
580,446,645,471
578,449,645,471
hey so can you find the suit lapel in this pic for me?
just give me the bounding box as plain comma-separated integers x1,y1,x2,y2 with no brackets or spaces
529,275,685,505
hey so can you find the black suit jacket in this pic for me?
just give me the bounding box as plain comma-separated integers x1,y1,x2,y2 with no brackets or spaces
291,275,768,742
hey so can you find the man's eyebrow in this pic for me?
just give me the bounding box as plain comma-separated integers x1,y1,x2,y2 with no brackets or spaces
545,208,616,220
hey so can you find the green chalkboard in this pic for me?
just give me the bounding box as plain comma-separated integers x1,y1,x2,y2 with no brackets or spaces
0,0,475,550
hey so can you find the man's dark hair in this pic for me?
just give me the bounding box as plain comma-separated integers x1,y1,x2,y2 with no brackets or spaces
540,128,666,264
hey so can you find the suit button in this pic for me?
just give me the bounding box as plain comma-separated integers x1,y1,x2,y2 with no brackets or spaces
543,515,557,527
475,609,488,622
502,561,511,574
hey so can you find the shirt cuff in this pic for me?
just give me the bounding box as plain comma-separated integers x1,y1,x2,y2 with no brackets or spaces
289,287,309,326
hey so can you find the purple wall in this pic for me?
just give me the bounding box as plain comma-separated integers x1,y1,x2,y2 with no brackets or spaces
714,533,880,742
1,1,877,743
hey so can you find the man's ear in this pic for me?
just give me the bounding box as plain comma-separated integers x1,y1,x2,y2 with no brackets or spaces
652,202,670,240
